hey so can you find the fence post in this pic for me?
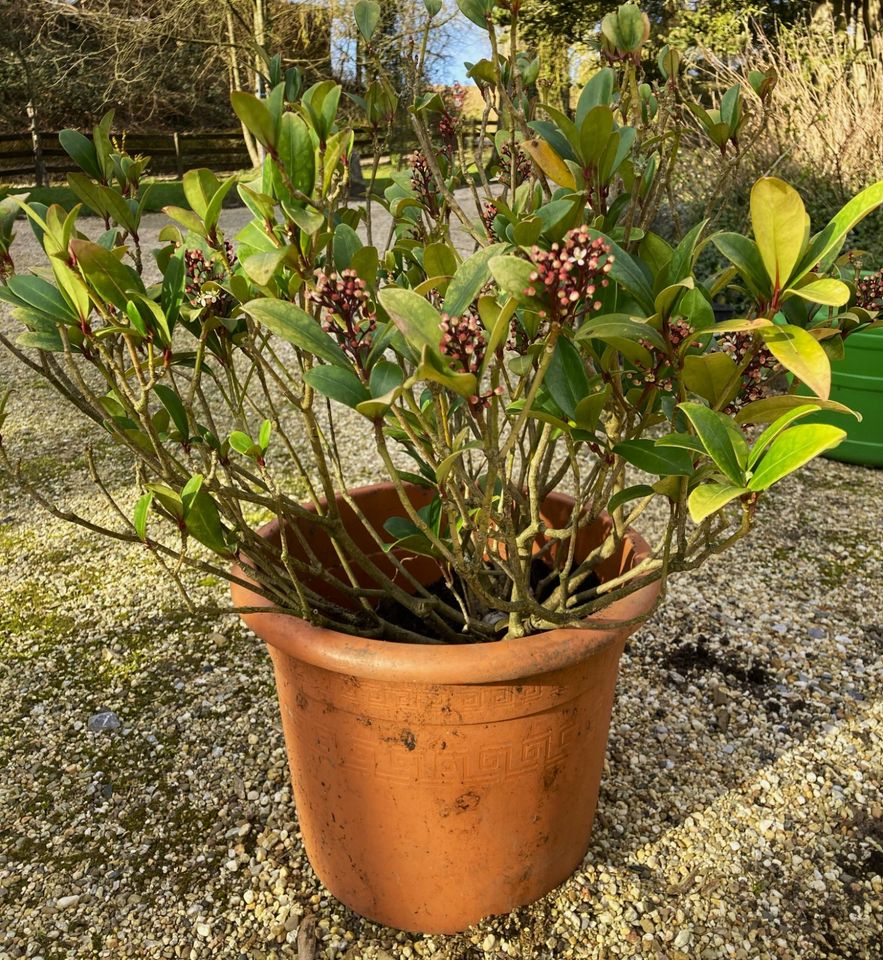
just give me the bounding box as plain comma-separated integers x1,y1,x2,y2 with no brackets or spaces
27,100,45,187
172,132,183,178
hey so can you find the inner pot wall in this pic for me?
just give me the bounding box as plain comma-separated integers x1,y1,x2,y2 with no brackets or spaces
232,483,660,933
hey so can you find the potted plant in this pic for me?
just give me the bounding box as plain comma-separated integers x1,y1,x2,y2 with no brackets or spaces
1,0,881,936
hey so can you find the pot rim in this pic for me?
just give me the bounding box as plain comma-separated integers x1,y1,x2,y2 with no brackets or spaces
231,482,661,685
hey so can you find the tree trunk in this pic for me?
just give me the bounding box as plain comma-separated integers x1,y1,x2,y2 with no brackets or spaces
253,0,268,164
226,4,261,167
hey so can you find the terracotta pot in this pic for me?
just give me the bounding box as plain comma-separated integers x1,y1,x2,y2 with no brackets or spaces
231,483,659,934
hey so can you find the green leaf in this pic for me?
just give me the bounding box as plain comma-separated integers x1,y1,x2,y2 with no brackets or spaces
58,129,102,180
679,401,747,486
415,345,477,398
758,324,830,399
442,243,507,317
289,206,324,235
586,230,654,312
357,360,404,418
747,403,820,469
182,169,221,220
750,177,808,291
748,424,846,491
435,441,483,484
369,359,404,397
546,335,588,419
710,233,770,299
229,431,258,457
304,365,370,408
796,179,883,278
69,239,145,311
153,383,189,438
16,329,65,352
95,187,138,233
423,242,457,281
182,476,229,554
2,275,78,323
487,255,537,306
578,105,615,165
735,394,860,425
301,80,341,143
354,0,381,41
614,439,694,476
163,205,206,235
377,288,443,355
654,278,694,318
535,196,581,240
258,418,272,452
231,91,277,149
204,175,238,234
66,173,109,218
682,353,740,407
575,313,666,351
144,482,184,520
608,484,654,513
241,247,292,286
351,245,379,287
241,299,348,368
661,220,708,287
656,432,706,454
133,491,153,541
573,387,610,432
720,84,742,132
688,483,748,523
576,68,615,126
276,112,316,197
128,292,172,345
333,223,362,271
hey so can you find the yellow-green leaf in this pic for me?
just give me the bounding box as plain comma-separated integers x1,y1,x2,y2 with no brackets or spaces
735,394,860,425
521,138,576,188
750,177,808,291
782,276,850,307
758,323,831,399
688,483,748,523
748,424,846,491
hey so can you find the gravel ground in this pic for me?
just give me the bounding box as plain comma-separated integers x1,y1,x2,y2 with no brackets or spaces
1,204,882,960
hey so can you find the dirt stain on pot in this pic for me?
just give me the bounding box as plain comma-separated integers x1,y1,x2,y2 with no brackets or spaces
400,729,416,750
454,791,480,813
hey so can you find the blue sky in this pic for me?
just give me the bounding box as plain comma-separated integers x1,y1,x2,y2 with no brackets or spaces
436,21,491,83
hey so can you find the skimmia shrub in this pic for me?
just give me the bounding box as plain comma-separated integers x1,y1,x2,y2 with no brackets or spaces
1,2,882,644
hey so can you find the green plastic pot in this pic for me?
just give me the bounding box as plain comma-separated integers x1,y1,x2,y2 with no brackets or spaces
796,327,883,466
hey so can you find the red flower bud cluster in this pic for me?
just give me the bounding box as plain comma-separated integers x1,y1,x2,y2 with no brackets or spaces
437,113,458,156
439,311,485,375
623,319,694,393
0,251,13,283
498,143,531,186
311,269,376,368
525,227,614,326
856,268,883,310
409,151,439,218
446,82,467,113
184,247,235,315
437,83,466,155
439,311,504,410
720,332,779,412
481,202,498,240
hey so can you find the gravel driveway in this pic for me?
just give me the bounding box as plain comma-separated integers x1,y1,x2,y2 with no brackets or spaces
1,204,882,959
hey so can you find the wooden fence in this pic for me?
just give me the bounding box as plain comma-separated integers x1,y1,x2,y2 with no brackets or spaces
0,120,499,187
